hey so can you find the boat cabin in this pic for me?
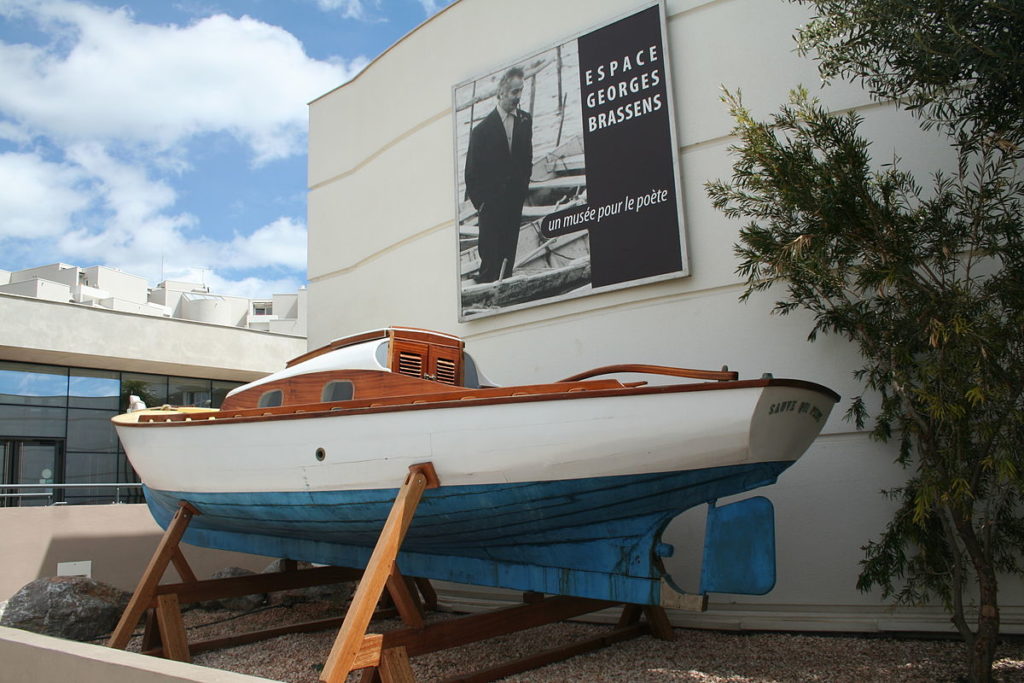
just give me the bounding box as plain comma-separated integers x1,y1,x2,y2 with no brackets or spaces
219,327,486,411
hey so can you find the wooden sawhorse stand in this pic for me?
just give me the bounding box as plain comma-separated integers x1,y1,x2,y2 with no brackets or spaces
109,463,675,682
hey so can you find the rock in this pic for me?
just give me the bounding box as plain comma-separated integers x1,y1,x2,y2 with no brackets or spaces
198,567,266,611
0,576,130,641
261,559,355,607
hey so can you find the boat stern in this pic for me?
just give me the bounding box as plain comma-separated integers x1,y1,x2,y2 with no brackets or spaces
747,381,838,465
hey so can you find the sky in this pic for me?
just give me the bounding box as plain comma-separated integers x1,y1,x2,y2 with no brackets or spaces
0,0,453,298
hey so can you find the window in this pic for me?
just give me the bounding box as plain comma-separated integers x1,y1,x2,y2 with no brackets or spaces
321,381,354,402
258,389,283,408
169,377,211,408
69,368,119,410
253,302,272,316
0,362,68,407
120,373,168,412
212,380,243,408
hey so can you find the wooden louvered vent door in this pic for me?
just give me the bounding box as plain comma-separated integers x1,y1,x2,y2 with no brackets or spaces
390,337,463,386
428,345,462,386
394,340,428,379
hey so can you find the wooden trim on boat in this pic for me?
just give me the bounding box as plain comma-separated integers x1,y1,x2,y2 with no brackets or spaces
559,364,739,383
139,378,627,423
220,369,463,411
123,378,839,428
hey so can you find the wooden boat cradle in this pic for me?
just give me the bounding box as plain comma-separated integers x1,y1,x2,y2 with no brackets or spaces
108,463,677,682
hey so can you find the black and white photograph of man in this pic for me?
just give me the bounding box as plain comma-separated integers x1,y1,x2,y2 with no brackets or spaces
454,42,590,320
464,67,534,284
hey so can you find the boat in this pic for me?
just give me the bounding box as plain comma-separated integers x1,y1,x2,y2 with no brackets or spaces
112,326,839,606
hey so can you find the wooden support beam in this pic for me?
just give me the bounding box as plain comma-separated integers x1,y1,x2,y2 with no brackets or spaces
321,463,438,682
386,565,424,628
141,609,161,652
170,547,197,584
155,565,362,604
643,605,675,641
359,669,382,683
413,578,438,611
155,593,190,662
143,607,406,659
404,576,425,615
350,595,619,670
617,604,643,627
378,646,416,683
442,622,646,683
108,501,199,650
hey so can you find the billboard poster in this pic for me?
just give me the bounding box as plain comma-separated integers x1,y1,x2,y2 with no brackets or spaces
453,2,687,321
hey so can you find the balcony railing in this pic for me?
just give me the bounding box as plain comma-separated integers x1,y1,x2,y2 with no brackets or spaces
0,482,144,505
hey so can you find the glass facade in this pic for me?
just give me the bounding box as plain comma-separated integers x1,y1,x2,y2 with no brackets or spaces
0,361,243,506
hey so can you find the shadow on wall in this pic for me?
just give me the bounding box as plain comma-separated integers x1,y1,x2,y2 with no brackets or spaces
39,534,177,591
37,535,274,595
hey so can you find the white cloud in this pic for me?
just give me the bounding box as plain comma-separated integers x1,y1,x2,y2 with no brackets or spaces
223,217,307,271
65,142,192,234
0,1,335,300
40,146,303,291
0,1,365,164
315,0,383,21
417,1,443,15
199,271,305,299
56,208,308,299
0,151,91,237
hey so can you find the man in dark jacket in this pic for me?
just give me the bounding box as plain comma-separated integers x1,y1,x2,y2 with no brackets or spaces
464,67,533,283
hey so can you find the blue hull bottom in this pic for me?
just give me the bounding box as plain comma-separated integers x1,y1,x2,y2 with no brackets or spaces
145,461,791,605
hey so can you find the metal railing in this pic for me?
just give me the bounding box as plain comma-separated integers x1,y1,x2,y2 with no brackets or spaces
0,482,144,505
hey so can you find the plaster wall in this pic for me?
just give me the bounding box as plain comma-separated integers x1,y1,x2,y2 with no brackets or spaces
0,292,305,381
10,264,79,288
305,0,1023,631
0,279,71,303
0,625,275,683
179,296,250,327
84,266,149,304
0,504,272,602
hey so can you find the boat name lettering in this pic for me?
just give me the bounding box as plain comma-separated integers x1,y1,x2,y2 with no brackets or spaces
768,400,825,423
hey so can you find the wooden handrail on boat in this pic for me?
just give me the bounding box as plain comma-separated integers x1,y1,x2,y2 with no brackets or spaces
559,364,738,383
135,379,627,424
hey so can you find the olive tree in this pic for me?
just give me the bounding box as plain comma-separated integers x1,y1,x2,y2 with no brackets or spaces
705,2,1024,680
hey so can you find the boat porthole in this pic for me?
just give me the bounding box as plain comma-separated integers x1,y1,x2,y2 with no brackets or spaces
315,447,326,462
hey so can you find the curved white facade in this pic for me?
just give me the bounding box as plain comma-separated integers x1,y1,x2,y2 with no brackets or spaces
307,0,1022,631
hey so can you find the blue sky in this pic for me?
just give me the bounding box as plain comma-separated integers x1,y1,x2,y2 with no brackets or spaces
0,0,453,297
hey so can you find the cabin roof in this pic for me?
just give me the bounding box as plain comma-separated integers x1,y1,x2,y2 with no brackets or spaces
286,327,463,369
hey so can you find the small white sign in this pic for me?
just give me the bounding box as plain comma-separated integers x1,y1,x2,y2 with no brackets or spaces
57,560,92,578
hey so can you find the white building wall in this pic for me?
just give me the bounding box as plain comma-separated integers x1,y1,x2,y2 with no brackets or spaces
306,0,1022,631
0,278,72,303
179,295,250,326
0,292,305,381
11,263,80,289
83,266,149,304
272,293,298,320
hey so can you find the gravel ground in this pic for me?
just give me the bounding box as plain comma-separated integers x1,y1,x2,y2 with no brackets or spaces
117,601,1024,682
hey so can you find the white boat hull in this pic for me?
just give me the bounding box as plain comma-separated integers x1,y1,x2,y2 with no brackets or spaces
117,383,832,495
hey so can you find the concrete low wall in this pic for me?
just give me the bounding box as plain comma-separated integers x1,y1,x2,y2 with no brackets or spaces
0,626,276,683
0,504,272,601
